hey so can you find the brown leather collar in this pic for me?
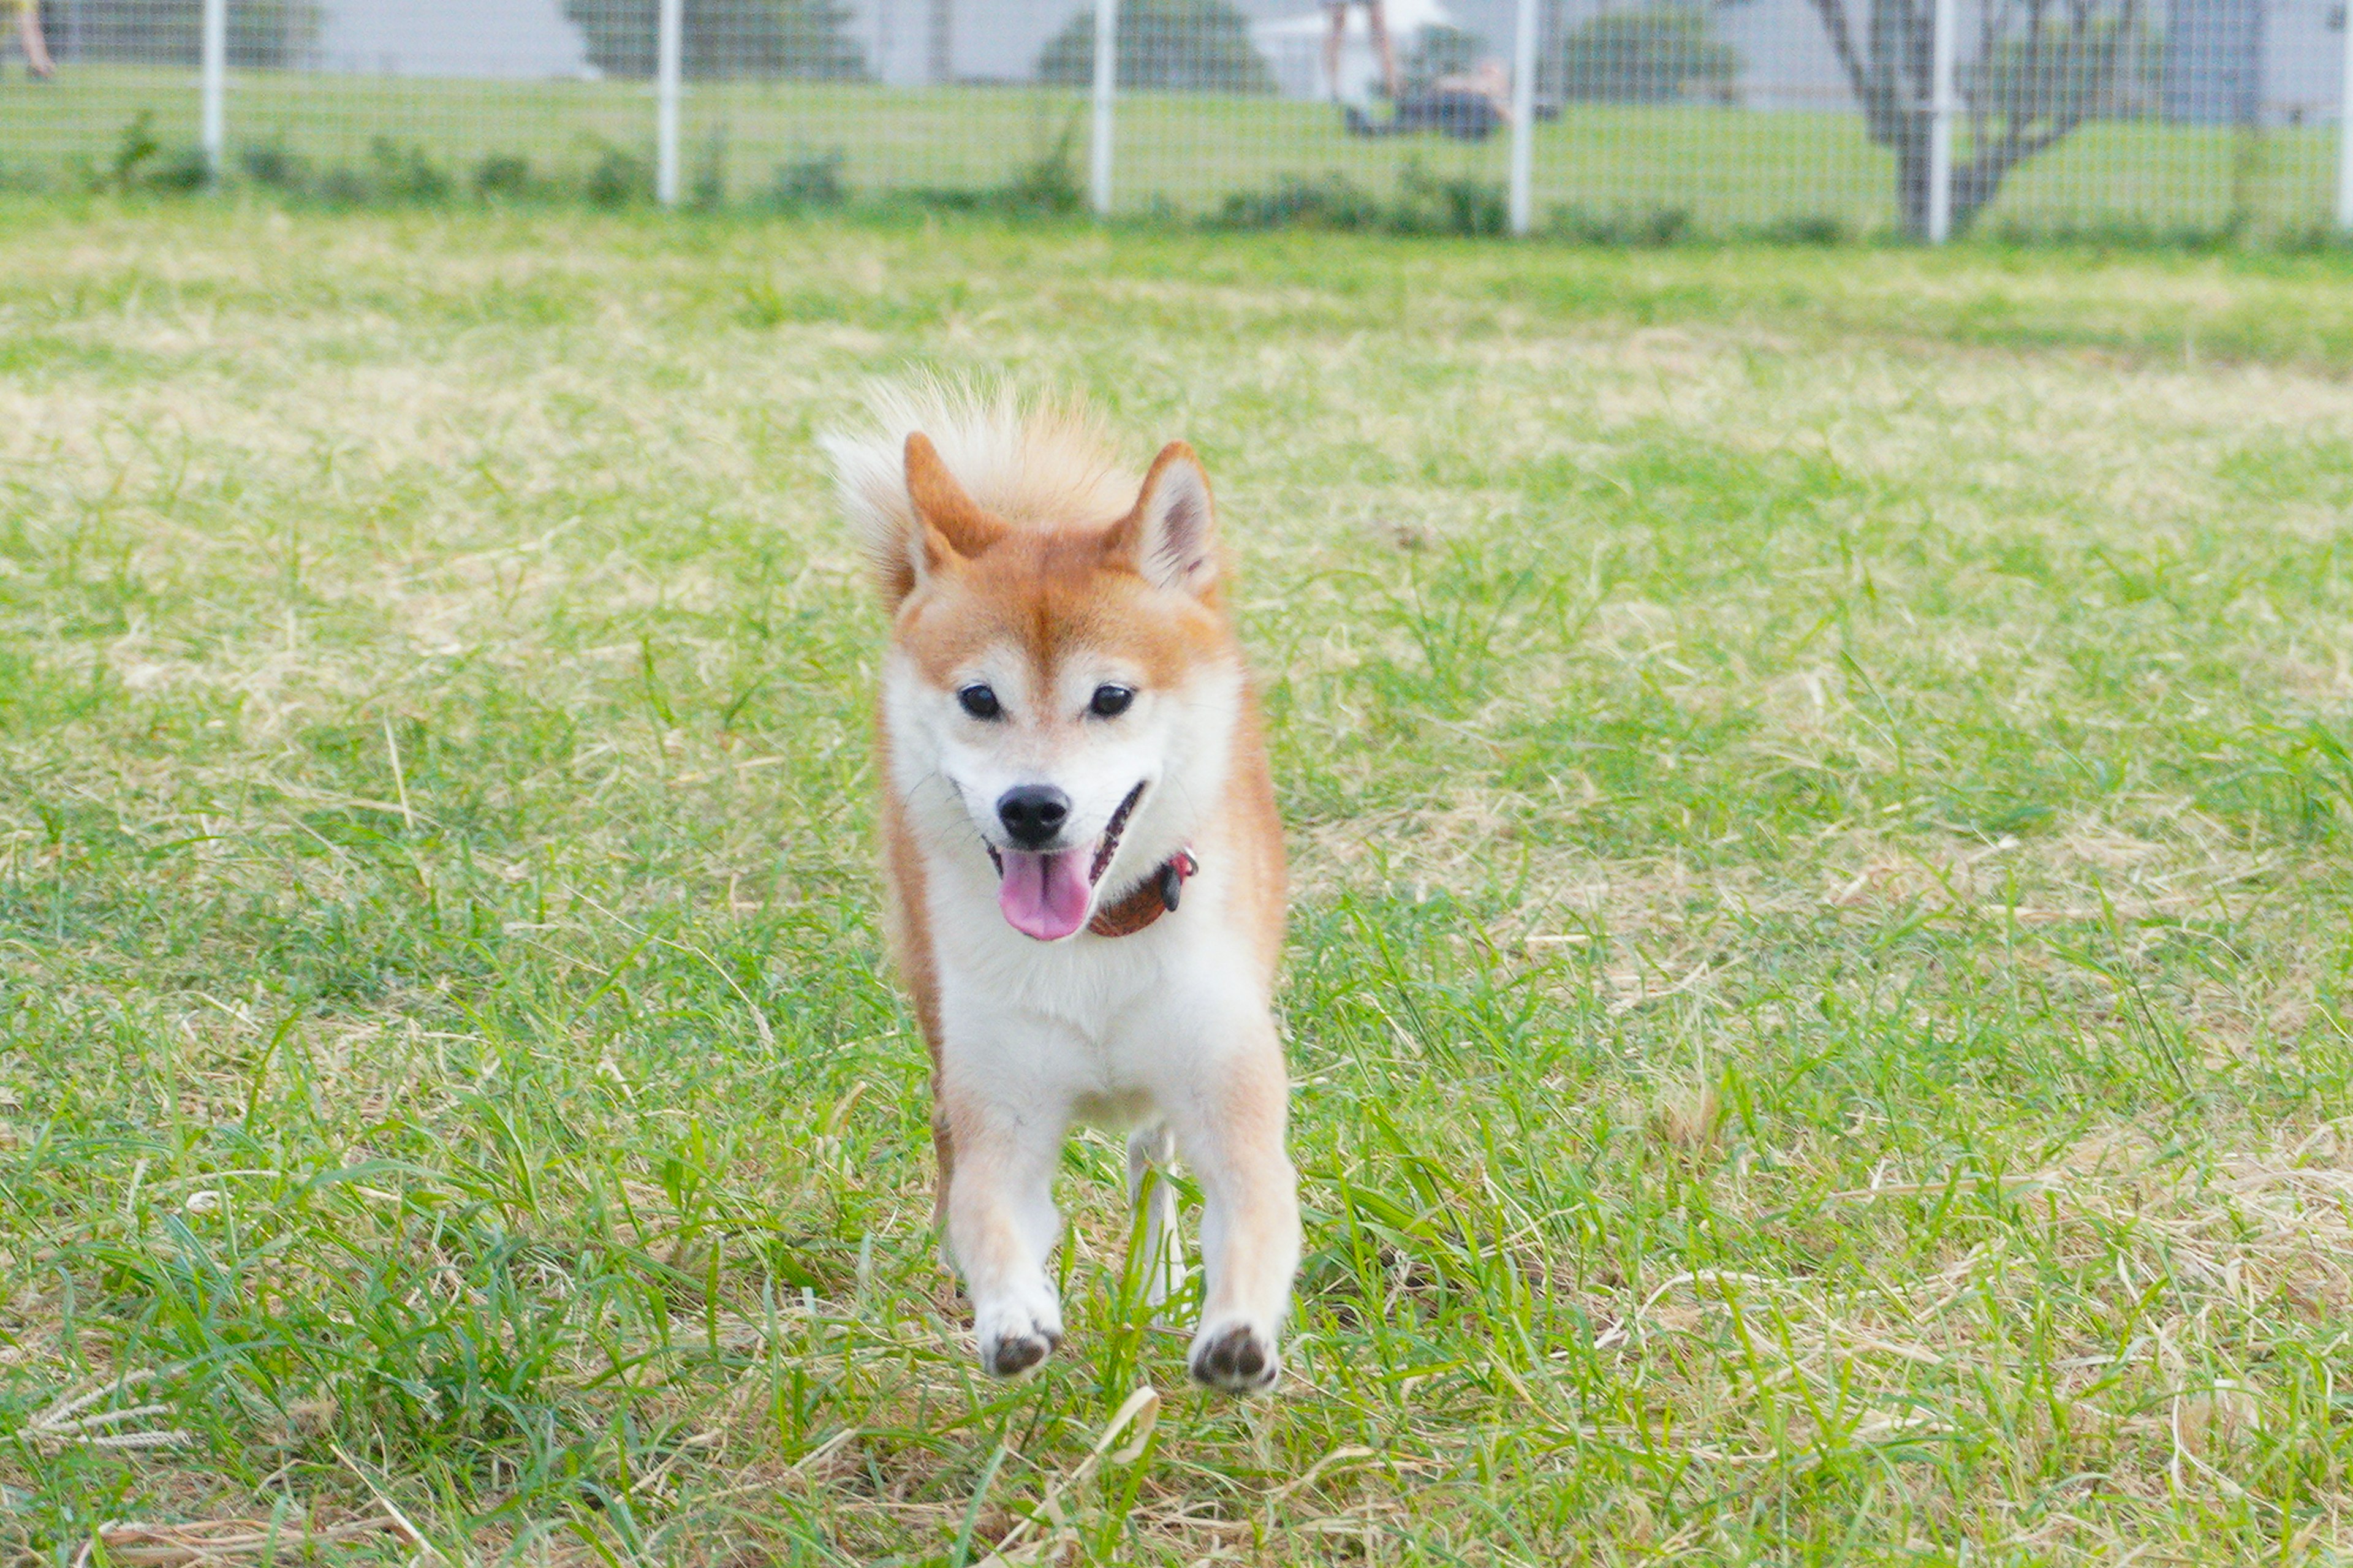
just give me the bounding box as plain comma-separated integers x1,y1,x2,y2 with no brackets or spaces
1088,850,1198,938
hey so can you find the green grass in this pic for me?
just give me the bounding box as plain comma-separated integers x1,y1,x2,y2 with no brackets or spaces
0,65,2339,235
6,199,2353,1562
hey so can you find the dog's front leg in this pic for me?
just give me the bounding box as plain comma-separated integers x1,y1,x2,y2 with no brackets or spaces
938,1079,1069,1378
1165,1017,1300,1394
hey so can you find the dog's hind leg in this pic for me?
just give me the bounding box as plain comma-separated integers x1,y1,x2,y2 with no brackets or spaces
1125,1123,1184,1318
930,1103,958,1273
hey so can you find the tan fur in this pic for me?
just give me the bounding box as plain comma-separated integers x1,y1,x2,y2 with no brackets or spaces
831,381,1298,1392
826,381,1133,604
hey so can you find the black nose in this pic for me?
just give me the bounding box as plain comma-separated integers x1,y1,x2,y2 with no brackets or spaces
996,786,1070,849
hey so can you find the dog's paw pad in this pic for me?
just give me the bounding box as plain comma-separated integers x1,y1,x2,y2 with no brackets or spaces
982,1325,1061,1379
1189,1320,1279,1393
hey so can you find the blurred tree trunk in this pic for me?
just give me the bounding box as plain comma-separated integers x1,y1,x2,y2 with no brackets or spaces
928,0,952,82
1807,0,2146,237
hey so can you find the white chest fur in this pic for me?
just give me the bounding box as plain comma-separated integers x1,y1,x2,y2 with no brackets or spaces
922,842,1260,1112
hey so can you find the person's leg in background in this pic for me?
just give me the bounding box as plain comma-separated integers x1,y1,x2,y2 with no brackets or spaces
1321,0,1347,100
1363,0,1399,99
17,0,55,77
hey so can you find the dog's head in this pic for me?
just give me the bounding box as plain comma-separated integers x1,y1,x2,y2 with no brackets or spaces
873,434,1240,942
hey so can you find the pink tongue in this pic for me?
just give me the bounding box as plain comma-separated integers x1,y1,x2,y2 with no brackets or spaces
998,848,1094,941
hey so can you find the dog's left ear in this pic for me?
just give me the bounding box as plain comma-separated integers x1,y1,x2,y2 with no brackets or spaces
1105,442,1218,596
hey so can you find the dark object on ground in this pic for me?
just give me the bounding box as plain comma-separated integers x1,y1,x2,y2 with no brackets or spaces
1344,89,1504,142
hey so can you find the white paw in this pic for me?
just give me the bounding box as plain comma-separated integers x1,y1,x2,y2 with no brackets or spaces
1188,1316,1280,1394
974,1294,1064,1379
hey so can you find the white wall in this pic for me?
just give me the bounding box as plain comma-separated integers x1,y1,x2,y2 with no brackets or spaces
857,0,930,85
934,0,1095,81
314,0,592,77
304,0,2345,116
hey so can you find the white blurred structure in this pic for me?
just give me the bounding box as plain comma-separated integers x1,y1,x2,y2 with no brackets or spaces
4,0,2346,239
314,0,593,77
1252,0,1461,101
858,0,933,83
112,0,2347,118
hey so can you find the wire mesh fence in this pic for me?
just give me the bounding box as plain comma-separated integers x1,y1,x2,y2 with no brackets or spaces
1,0,2346,240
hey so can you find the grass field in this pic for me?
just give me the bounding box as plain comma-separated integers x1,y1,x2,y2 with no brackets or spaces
7,200,2353,1563
0,66,2339,236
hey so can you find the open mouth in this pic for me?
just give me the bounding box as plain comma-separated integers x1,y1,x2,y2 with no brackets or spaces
988,782,1145,942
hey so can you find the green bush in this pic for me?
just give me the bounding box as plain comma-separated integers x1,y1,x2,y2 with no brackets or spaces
907,127,1085,217
1542,202,1696,244
584,142,652,206
767,151,849,210
1216,162,1506,236
562,0,865,80
92,110,209,192
1545,3,1741,104
315,140,453,206
36,0,317,67
1036,0,1275,93
472,154,542,201
239,143,309,192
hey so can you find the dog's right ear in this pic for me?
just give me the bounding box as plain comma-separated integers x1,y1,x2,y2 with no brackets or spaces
879,434,1004,605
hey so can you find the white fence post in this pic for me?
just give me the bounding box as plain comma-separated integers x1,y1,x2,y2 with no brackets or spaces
1089,0,1117,217
1925,0,1957,241
1507,0,1539,235
2339,4,2353,230
656,0,684,205
200,0,226,181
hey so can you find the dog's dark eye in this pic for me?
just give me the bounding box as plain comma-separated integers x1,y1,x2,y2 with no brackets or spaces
1089,684,1134,718
958,684,1001,720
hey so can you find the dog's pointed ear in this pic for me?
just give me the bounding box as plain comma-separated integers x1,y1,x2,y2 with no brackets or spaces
1105,442,1219,597
900,433,1006,592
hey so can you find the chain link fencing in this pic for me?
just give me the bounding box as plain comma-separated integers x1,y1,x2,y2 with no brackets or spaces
1,0,2345,240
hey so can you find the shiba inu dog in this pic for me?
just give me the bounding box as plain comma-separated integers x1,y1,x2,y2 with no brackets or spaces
827,385,1299,1393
